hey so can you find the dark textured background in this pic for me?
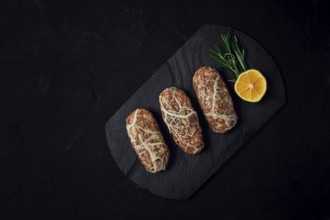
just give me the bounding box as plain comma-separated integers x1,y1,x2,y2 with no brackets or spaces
0,0,329,219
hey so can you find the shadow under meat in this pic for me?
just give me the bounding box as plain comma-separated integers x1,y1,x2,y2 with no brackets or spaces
149,109,178,169
185,90,210,154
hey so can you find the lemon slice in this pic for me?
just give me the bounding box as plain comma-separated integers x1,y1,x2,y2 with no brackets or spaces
234,69,267,103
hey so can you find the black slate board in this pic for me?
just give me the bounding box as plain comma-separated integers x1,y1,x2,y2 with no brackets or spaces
105,25,286,200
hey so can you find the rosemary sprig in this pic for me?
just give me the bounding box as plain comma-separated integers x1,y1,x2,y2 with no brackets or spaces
209,32,247,81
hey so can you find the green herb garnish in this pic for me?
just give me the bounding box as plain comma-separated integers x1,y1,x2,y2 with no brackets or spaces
209,32,247,81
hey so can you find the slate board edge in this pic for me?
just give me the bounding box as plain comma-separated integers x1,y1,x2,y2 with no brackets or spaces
186,99,286,200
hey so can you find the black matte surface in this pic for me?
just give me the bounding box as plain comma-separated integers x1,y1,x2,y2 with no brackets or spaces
1,0,330,219
106,25,285,199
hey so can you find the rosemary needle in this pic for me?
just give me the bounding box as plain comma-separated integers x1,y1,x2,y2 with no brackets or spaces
209,32,247,81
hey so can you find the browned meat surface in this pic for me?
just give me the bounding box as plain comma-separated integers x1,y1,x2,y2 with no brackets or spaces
193,66,237,133
159,87,204,155
126,108,170,173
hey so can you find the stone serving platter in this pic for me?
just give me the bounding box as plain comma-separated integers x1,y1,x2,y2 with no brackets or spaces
105,25,286,200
